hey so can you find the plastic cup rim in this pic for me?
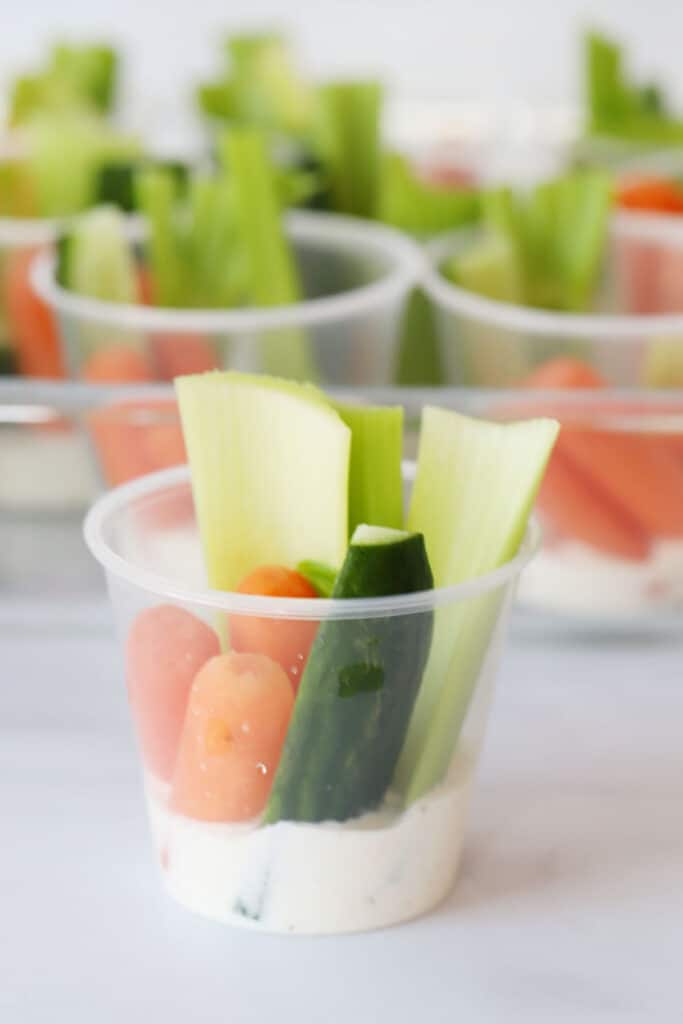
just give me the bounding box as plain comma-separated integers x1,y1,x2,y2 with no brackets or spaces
423,212,683,340
84,464,540,621
31,209,424,333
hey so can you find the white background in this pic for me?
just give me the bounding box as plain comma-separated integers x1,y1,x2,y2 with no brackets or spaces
1,0,683,119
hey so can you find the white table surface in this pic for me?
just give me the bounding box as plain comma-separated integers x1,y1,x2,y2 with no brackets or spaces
2,617,682,1023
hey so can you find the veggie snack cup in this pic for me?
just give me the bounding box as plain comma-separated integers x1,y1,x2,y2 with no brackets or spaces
32,211,421,388
424,212,683,388
491,383,683,628
85,466,538,935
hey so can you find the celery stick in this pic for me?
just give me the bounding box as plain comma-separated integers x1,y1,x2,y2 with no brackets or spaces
395,288,444,387
444,234,523,303
197,32,313,138
52,43,117,113
23,112,139,216
378,152,480,237
585,32,683,143
333,401,404,534
0,162,38,217
553,171,612,312
135,167,187,307
221,128,316,380
459,173,611,315
442,235,530,385
221,129,301,306
176,371,350,590
296,560,338,596
66,206,137,303
316,81,382,218
395,408,558,803
228,33,314,136
9,43,118,124
187,174,243,308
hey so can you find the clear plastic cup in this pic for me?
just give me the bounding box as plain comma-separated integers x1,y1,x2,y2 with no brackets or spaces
464,389,683,631
424,213,683,386
0,215,63,376
84,465,537,935
32,210,422,388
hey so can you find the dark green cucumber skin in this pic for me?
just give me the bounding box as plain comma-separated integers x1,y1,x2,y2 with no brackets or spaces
94,160,190,212
264,534,433,824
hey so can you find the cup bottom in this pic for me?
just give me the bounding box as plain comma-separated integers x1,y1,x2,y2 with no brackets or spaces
145,765,472,936
519,536,683,624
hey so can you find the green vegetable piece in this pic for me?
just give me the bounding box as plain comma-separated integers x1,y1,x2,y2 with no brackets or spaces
296,560,337,597
221,127,315,379
221,128,301,307
63,206,137,302
228,33,314,136
197,32,314,138
585,31,683,144
395,408,559,804
21,112,140,217
135,167,188,307
95,159,189,212
264,524,434,824
9,42,118,125
444,234,523,303
315,80,383,217
333,400,404,535
450,171,612,314
176,371,351,591
0,161,38,217
378,152,480,237
395,287,445,387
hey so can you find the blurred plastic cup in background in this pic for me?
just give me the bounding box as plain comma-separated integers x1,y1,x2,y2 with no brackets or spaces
32,210,422,388
84,464,538,934
424,213,683,387
512,391,683,629
423,215,683,631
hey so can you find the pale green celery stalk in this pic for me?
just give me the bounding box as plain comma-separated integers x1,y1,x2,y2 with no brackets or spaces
296,560,337,596
196,80,237,120
476,174,611,313
377,153,480,237
64,206,143,361
135,167,187,307
585,32,683,143
276,167,324,208
67,206,137,302
522,180,565,309
51,43,118,113
316,81,382,218
187,175,244,308
394,408,558,804
9,44,117,124
333,401,404,535
23,113,139,216
175,371,350,590
228,33,315,137
586,32,628,134
442,232,529,385
0,162,37,216
221,127,316,381
553,171,612,312
395,288,444,387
